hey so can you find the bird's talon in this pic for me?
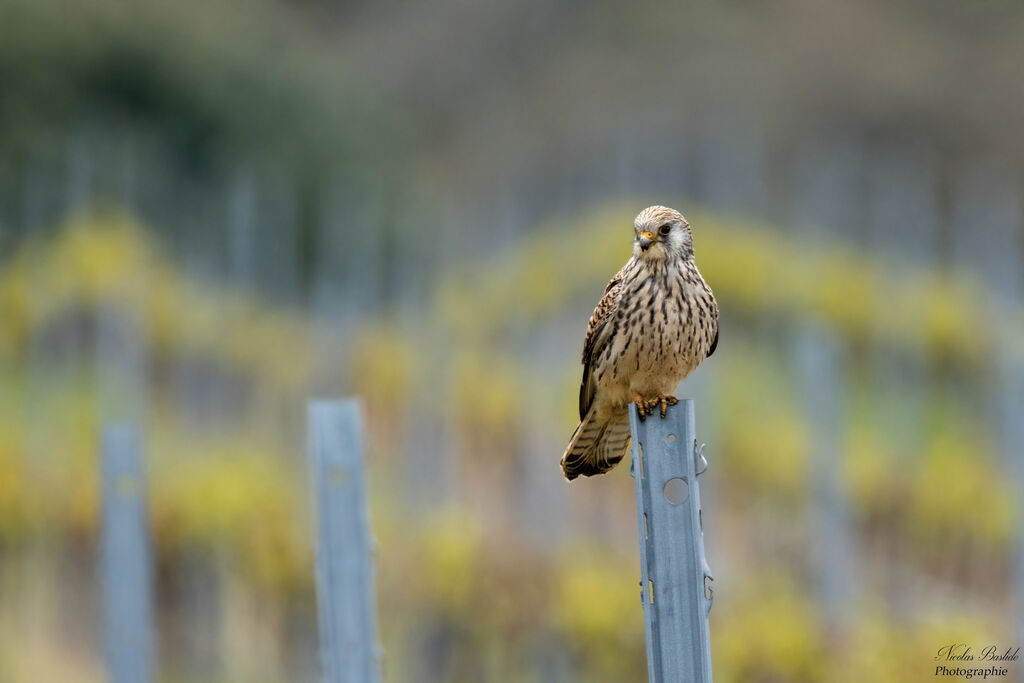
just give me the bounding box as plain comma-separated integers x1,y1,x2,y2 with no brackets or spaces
633,393,651,421
647,394,678,419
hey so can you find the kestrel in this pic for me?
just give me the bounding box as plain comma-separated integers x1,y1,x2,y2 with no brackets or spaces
560,206,719,481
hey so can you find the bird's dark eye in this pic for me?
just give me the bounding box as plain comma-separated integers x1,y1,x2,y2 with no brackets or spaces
658,224,671,236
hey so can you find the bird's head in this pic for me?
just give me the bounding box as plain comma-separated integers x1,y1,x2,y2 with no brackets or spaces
633,205,693,263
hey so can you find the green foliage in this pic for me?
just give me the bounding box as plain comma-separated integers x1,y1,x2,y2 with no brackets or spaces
0,0,372,168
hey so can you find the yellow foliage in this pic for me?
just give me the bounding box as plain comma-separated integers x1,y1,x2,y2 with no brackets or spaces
61,392,103,539
554,548,645,681
907,430,1013,551
150,443,308,592
699,223,779,312
713,575,826,683
716,349,809,499
805,249,881,341
556,555,636,646
418,506,484,616
0,383,103,540
0,212,315,394
0,257,31,360
0,424,26,541
844,426,895,513
830,608,1000,683
449,350,524,440
349,323,421,406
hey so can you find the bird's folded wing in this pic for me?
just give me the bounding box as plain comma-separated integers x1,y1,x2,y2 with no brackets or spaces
578,268,626,420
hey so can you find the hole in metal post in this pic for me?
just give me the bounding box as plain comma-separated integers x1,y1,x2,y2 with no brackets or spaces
643,513,649,539
666,433,675,443
637,443,645,478
649,580,655,604
663,477,688,505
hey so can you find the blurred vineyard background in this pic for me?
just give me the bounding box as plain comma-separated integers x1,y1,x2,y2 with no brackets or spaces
2,0,1024,681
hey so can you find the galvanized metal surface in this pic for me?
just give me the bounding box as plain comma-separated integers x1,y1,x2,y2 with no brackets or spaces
795,322,854,627
101,423,154,683
308,400,382,683
629,400,713,683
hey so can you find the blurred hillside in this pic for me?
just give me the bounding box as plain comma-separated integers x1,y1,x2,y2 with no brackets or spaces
333,0,1024,230
2,1,1024,682
4,0,1024,290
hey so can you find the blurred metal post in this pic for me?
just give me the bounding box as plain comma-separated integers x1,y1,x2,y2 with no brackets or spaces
629,400,713,683
101,423,155,683
997,345,1024,638
795,322,853,631
307,400,382,683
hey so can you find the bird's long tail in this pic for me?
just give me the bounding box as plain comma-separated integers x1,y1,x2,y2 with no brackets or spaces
560,408,631,480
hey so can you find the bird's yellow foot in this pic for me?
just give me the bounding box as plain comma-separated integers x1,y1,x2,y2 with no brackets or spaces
633,392,654,421
647,394,679,419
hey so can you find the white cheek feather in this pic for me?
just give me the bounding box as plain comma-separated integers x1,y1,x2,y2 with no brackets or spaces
668,231,683,250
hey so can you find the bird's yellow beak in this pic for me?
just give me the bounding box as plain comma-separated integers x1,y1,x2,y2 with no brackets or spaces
638,231,655,251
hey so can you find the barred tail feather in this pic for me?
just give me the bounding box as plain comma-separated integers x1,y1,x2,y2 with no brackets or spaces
600,417,631,471
560,410,631,481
